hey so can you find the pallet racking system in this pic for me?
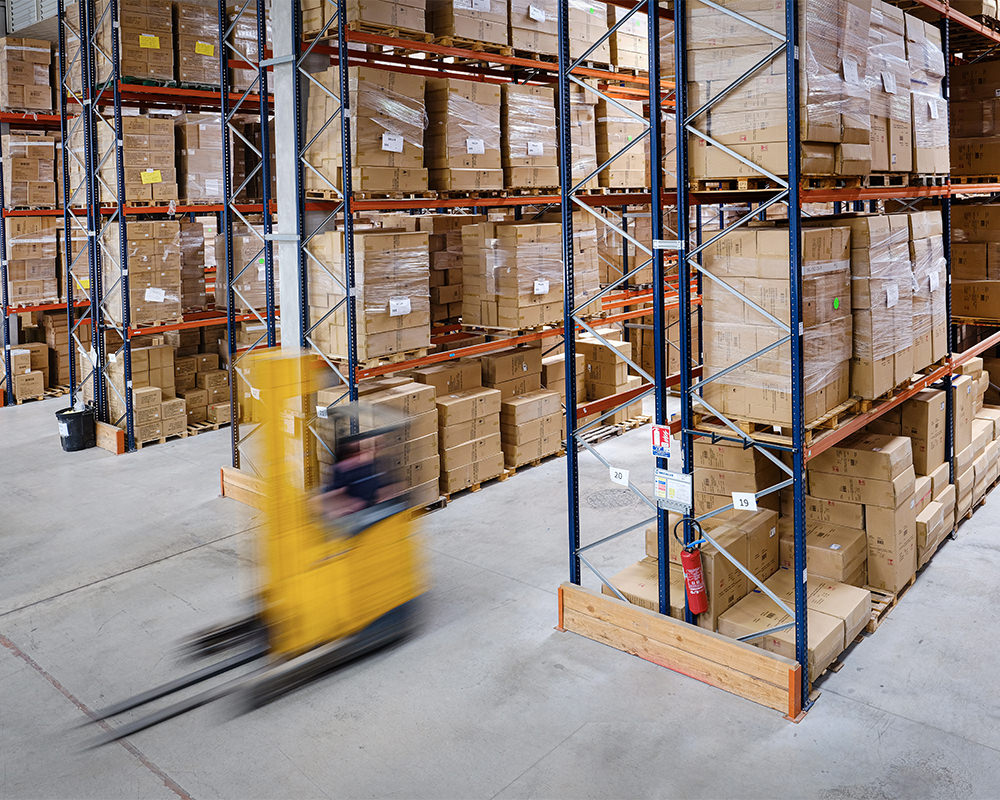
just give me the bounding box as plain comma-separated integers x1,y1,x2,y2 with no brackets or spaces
557,0,1000,717
53,0,277,452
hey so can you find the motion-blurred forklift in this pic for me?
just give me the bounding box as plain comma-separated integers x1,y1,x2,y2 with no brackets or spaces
90,351,426,743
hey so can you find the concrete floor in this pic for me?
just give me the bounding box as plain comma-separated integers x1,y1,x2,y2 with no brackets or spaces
3,396,1000,800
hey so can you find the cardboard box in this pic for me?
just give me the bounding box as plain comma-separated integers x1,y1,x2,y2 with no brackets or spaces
207,402,231,424
603,557,686,619
766,568,871,646
803,522,867,584
864,501,917,592
809,465,916,508
901,389,946,475
413,361,481,395
805,495,865,529
436,387,502,426
806,433,912,480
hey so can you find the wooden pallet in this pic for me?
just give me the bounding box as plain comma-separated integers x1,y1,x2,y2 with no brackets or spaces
187,419,231,436
135,429,188,450
866,575,916,634
433,35,513,56
345,347,430,371
503,448,566,475
910,173,948,186
951,175,1000,185
439,468,508,504
693,177,777,192
617,413,652,432
692,397,859,448
344,20,434,42
865,172,909,188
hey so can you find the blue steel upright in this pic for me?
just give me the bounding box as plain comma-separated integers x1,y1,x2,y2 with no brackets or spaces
257,0,277,349
784,0,811,712
672,0,696,623
557,0,581,585
57,0,77,405
0,130,11,406
648,0,671,616
940,17,956,488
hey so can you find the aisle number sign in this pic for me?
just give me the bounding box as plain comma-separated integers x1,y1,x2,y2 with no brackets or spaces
651,424,671,458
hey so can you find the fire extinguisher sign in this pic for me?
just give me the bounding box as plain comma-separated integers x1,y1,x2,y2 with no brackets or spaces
651,424,671,458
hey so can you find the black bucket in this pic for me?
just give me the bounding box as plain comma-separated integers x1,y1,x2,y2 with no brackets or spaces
56,406,96,452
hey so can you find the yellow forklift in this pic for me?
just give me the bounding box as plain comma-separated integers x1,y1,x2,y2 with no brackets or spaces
90,351,426,743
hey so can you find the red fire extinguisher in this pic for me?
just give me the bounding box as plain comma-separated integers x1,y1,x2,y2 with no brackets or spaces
680,547,709,615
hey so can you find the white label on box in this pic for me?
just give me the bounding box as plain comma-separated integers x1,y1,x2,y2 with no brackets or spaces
528,3,546,21
929,271,940,292
829,543,841,550
526,141,544,156
144,287,166,302
58,421,69,437
381,132,404,153
533,278,549,295
609,466,629,486
250,387,260,400
732,491,758,512
842,57,858,84
466,137,485,155
109,352,117,363
316,404,329,419
928,99,939,120
881,71,897,94
886,284,899,308
472,0,490,10
389,296,412,316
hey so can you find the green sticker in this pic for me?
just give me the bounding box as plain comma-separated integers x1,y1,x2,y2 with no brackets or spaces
259,258,265,264
627,135,633,141
833,297,840,310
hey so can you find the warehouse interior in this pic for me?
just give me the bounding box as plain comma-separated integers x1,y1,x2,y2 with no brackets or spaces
4,0,1000,796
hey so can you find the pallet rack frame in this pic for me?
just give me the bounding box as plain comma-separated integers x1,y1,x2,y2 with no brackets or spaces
558,0,1000,716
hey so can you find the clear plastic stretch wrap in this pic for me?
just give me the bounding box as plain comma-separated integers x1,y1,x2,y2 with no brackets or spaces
0,37,52,112
867,0,911,172
216,221,281,314
842,214,914,399
569,0,611,63
305,66,427,193
686,0,872,179
426,78,502,191
180,221,207,312
905,14,949,174
2,131,56,208
572,222,602,314
175,0,220,86
460,221,564,329
103,221,183,326
96,0,173,83
502,84,558,188
568,84,599,191
5,217,58,306
228,0,270,93
907,210,948,367
700,225,853,426
307,229,430,360
176,113,224,202
98,115,179,204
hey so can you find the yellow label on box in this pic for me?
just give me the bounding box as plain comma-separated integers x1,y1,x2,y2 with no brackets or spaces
138,34,160,49
141,169,163,185
195,41,215,56
79,277,90,289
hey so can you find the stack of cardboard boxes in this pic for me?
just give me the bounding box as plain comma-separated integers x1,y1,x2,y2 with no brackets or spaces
686,0,872,180
227,0,268,92
806,433,917,593
508,0,557,56
481,345,542,401
131,386,187,444
575,336,643,423
3,347,44,400
426,78,503,192
907,210,949,370
595,98,648,188
421,214,479,324
5,217,59,307
308,229,431,361
905,14,949,174
219,223,282,313
320,67,428,194
844,214,913,400
177,114,224,203
701,225,853,428
301,0,426,34
950,60,1000,174
867,0,911,173
104,343,175,429
502,84,558,189
567,85,600,192
500,389,563,467
180,220,208,312
3,131,56,208
428,0,507,45
41,313,72,387
174,0,219,85
461,221,558,329
96,0,174,82
428,363,504,494
541,351,584,436
98,116,178,204
104,221,183,326
0,37,52,112
952,205,1000,321
568,0,611,62
176,352,226,425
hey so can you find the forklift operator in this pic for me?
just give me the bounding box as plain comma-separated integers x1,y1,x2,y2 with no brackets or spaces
323,437,382,517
